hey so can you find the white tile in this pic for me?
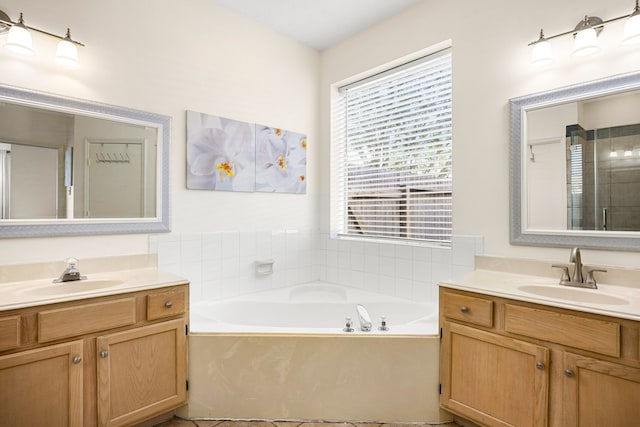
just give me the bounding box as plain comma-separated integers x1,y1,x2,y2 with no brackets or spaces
221,257,239,279
395,278,412,299
379,256,395,277
254,275,272,292
412,260,432,283
181,260,202,286
221,231,240,260
338,239,351,253
379,243,395,258
474,235,485,256
299,266,312,283
221,277,239,298
326,267,339,284
395,258,412,280
363,272,380,293
338,268,350,286
202,280,222,301
181,234,202,263
239,232,256,259
148,236,159,254
338,252,350,269
350,270,365,289
157,239,180,267
364,254,380,274
350,241,364,254
432,262,453,285
364,242,379,256
350,251,365,271
412,246,432,262
255,231,272,259
452,235,476,267
326,250,339,268
453,264,474,281
432,247,452,265
326,236,339,251
395,245,413,260
202,259,222,282
202,232,222,260
379,275,396,296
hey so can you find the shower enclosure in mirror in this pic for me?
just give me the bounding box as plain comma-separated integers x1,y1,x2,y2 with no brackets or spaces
0,84,170,238
511,71,640,250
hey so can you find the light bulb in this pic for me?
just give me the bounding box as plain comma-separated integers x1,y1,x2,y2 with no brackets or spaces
531,39,553,65
5,18,33,56
572,27,600,57
622,8,640,45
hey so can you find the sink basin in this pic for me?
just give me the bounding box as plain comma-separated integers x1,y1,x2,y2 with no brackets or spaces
517,285,629,306
18,279,124,296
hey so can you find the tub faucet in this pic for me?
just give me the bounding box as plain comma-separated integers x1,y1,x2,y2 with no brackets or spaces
356,304,372,332
54,258,86,283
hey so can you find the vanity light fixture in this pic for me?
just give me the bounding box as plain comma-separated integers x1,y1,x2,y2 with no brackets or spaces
529,0,640,65
0,10,84,66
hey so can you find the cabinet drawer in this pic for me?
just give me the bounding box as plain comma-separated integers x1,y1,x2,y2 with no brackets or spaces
442,291,493,327
147,288,186,320
504,304,620,357
0,316,20,351
38,298,136,343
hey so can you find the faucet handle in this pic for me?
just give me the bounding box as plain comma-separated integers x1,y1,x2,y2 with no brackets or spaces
584,268,607,288
552,264,571,284
64,257,79,269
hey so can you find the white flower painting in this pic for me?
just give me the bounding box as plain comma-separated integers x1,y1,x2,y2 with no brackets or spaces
186,111,307,194
186,110,255,192
255,125,307,194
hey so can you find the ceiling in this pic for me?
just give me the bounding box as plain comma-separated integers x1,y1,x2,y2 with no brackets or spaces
212,0,424,51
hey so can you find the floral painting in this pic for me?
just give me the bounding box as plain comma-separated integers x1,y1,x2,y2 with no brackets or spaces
186,111,307,194
255,125,307,194
186,110,256,192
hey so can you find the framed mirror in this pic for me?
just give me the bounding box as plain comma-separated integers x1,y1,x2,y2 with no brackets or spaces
510,71,640,251
0,84,170,238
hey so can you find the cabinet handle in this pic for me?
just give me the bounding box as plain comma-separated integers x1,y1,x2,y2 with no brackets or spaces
460,306,469,313
165,301,173,308
100,350,109,358
564,369,575,378
536,362,545,370
72,355,82,364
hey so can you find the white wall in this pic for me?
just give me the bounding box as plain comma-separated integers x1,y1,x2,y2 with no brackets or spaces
0,0,319,264
319,0,640,267
3,0,640,275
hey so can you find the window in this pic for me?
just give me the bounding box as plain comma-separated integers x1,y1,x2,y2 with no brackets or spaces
331,49,453,245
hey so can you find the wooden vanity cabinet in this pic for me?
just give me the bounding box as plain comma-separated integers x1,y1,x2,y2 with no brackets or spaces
439,287,640,427
0,284,188,427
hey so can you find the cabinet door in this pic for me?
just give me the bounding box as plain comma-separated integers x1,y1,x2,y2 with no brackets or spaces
441,322,549,427
96,319,187,427
563,352,640,427
0,340,83,427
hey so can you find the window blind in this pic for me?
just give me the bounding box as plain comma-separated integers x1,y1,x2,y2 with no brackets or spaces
332,50,452,244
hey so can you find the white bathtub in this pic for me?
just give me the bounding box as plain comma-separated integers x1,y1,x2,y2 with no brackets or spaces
182,281,448,424
190,281,438,335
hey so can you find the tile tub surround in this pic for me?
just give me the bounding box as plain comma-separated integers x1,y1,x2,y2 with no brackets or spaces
150,231,483,305
179,334,449,423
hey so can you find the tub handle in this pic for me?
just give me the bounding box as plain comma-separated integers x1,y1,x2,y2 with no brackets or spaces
343,317,354,333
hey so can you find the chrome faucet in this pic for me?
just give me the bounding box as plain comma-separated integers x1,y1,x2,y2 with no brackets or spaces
552,248,606,289
356,304,372,332
54,258,86,283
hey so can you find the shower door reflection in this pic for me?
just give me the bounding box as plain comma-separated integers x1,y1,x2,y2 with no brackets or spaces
568,123,640,231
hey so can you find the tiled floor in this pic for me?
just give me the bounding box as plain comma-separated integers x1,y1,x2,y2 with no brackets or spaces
154,419,460,427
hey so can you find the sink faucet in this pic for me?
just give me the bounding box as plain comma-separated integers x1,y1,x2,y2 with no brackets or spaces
569,247,583,283
356,304,372,332
54,258,87,283
552,248,606,289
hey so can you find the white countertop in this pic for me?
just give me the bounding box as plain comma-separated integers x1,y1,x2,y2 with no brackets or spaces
441,269,640,322
0,267,188,311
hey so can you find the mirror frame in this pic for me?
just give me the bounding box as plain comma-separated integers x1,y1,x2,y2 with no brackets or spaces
510,71,640,251
0,84,171,238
